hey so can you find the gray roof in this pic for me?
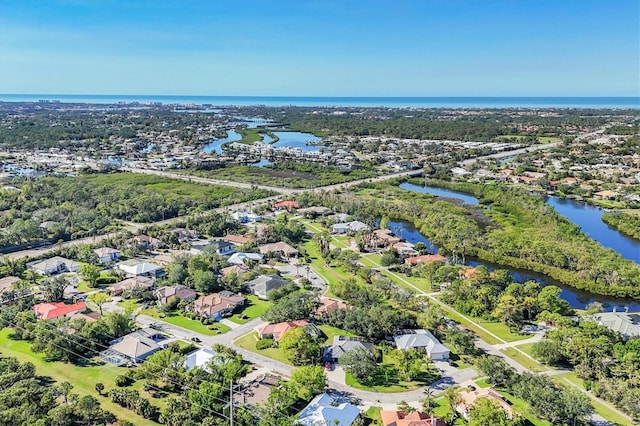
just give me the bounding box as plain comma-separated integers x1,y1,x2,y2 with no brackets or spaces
592,312,640,339
324,336,373,360
394,329,450,355
245,274,289,298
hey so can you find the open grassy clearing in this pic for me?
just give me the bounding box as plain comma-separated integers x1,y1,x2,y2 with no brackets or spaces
500,347,546,372
477,321,531,343
317,324,358,345
141,309,230,335
0,328,160,426
234,332,293,365
227,295,271,324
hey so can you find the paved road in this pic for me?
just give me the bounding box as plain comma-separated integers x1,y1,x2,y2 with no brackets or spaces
459,142,559,167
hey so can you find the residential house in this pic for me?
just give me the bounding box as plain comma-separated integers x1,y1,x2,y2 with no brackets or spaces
170,227,199,242
456,388,514,420
245,274,290,299
259,241,299,258
591,311,640,340
255,320,309,342
295,393,360,426
314,297,349,317
192,291,245,320
332,221,370,235
184,348,217,371
223,234,252,246
219,264,250,277
154,285,197,305
0,276,20,295
372,229,401,247
227,252,264,266
235,374,281,406
231,211,262,223
593,190,619,200
297,206,331,218
405,254,447,266
117,260,164,278
32,301,87,321
394,329,450,360
210,240,237,256
380,410,446,426
127,235,163,250
28,256,80,275
273,200,299,210
323,336,374,364
107,277,154,297
392,241,418,257
93,247,121,264
100,328,163,366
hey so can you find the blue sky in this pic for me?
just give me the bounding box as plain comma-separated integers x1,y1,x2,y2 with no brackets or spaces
0,0,638,96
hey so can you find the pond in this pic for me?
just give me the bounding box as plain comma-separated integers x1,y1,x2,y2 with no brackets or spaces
272,131,326,152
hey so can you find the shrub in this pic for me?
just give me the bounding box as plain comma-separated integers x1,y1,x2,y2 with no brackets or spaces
256,338,275,350
115,374,133,387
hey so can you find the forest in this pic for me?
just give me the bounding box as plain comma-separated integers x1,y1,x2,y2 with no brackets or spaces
0,172,273,249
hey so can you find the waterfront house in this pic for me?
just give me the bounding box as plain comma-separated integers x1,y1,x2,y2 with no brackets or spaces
405,254,447,265
590,311,640,340
332,221,370,235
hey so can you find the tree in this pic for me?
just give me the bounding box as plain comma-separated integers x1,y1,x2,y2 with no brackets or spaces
278,327,323,366
444,327,476,355
88,292,111,316
340,347,378,381
79,264,101,288
139,349,185,391
95,382,105,396
290,366,327,401
537,286,572,316
42,276,68,302
531,339,564,366
468,398,513,426
103,312,134,338
58,381,74,404
475,356,516,389
492,295,523,330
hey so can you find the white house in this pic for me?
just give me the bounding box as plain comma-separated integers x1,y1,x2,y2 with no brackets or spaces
227,252,264,266
184,348,217,371
28,256,80,275
93,247,121,264
394,329,450,360
117,260,164,278
296,393,360,426
332,221,370,234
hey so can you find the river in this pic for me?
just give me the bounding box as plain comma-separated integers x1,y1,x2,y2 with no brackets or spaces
395,182,640,311
203,129,325,155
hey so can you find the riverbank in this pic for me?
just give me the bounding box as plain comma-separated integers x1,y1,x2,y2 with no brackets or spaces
601,210,640,240
374,180,640,299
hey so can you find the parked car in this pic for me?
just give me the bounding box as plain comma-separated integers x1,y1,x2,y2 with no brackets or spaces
191,336,202,343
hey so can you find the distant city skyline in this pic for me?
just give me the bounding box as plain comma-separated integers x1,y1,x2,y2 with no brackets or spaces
1,0,638,97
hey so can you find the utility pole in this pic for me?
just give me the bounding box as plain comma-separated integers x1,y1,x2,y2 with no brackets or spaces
229,380,234,426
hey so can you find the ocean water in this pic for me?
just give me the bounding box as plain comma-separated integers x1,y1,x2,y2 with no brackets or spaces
0,94,638,108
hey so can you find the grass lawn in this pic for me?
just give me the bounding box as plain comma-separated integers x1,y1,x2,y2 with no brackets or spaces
344,351,439,393
432,302,502,345
515,342,538,357
317,324,357,345
233,332,293,365
432,397,466,425
443,343,474,369
475,378,491,388
500,347,546,372
141,309,230,336
478,321,531,343
556,373,635,426
362,406,382,425
116,298,141,313
228,295,271,324
498,389,552,426
0,328,159,426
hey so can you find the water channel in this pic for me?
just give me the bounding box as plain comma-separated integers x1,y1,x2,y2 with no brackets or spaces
395,182,640,311
203,129,325,155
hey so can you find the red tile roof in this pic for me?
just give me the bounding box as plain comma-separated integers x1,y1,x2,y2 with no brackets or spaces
405,254,447,265
273,200,299,209
255,320,308,342
32,301,87,320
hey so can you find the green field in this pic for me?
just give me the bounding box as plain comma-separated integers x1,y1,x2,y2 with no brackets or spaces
478,321,531,343
500,347,546,372
0,328,160,426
